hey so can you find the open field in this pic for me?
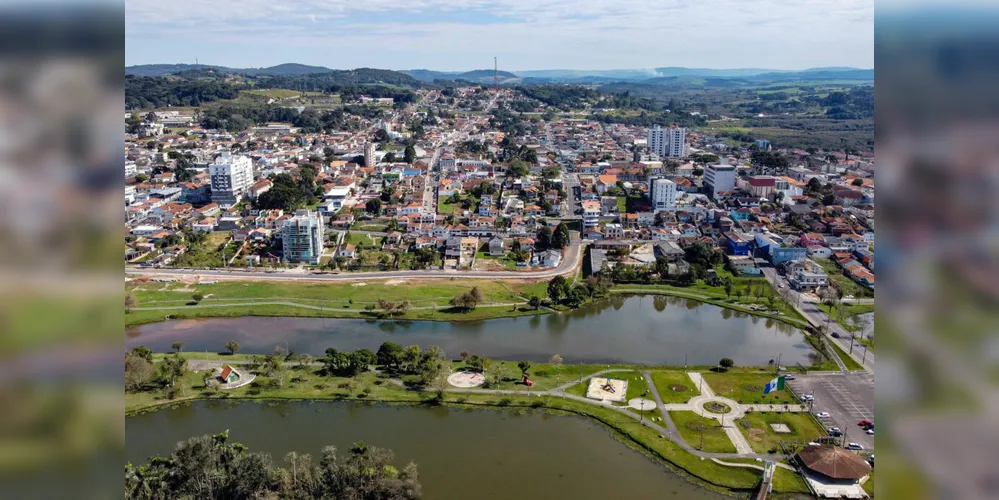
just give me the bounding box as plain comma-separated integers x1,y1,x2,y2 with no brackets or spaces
735,411,827,454
815,258,875,298
649,371,701,403
669,411,736,453
701,372,799,405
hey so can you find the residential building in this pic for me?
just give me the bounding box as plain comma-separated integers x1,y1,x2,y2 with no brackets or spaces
704,164,737,199
787,259,829,290
582,200,601,229
726,255,762,276
281,209,324,264
364,143,376,168
649,178,677,213
647,125,686,158
209,152,254,207
125,161,137,178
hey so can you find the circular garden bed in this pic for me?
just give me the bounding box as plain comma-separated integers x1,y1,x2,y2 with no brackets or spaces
704,401,732,414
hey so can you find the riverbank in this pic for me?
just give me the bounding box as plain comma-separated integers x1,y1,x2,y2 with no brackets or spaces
125,276,809,329
127,356,819,496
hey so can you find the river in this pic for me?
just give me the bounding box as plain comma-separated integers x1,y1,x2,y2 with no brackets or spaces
127,401,726,499
126,295,815,366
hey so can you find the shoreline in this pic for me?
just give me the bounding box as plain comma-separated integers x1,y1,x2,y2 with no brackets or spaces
126,287,811,330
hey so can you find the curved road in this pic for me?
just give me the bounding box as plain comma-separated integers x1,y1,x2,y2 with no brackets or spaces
127,241,582,282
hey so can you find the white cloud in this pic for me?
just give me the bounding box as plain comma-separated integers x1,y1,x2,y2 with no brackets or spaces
125,0,873,69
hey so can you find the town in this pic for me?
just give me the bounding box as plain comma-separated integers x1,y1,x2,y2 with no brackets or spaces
125,85,874,302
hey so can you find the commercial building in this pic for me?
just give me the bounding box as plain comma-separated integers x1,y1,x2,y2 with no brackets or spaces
281,209,325,264
704,163,737,199
648,178,677,213
647,125,686,158
209,152,254,208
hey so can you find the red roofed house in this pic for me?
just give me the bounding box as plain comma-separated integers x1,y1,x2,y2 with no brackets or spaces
800,233,826,247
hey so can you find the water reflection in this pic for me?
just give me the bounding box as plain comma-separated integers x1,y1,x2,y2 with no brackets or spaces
126,296,817,366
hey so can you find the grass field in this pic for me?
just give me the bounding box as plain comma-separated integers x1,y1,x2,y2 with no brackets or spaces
701,372,799,404
242,88,301,99
735,411,827,453
126,279,549,326
669,411,736,453
649,371,701,403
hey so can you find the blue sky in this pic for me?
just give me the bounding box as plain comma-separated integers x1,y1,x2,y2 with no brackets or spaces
125,0,874,71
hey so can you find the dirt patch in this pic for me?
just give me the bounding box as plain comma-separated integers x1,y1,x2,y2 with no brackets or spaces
670,384,689,392
686,421,707,431
748,428,766,442
384,279,408,286
351,283,368,287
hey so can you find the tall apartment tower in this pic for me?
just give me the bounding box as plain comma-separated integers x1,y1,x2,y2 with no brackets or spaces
647,124,687,158
649,178,677,213
364,143,376,167
209,152,254,207
282,209,325,264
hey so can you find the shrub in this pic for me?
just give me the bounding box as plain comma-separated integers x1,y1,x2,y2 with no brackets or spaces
498,397,513,406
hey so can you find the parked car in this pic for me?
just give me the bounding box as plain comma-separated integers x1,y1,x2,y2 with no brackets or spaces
846,443,865,451
815,412,831,418
858,420,873,427
783,375,796,380
866,429,874,435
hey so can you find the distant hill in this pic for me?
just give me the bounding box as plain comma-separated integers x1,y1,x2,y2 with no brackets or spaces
126,63,335,77
402,69,519,83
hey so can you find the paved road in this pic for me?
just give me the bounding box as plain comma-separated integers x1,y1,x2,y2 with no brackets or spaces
127,241,582,282
760,267,874,373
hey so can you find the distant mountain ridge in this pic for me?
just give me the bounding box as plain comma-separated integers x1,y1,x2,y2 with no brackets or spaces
126,63,336,77
402,69,519,83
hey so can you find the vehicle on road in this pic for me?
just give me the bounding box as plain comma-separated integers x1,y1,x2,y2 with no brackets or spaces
831,332,840,338
828,427,842,436
815,412,831,418
800,394,814,402
778,283,785,288
783,375,795,380
846,443,865,451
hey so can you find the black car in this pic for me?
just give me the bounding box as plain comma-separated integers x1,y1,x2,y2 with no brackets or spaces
831,332,841,338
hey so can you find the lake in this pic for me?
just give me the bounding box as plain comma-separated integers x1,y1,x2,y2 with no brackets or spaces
126,295,815,366
126,401,726,500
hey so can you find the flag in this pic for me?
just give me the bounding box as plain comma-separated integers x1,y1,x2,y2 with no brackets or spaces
764,375,785,394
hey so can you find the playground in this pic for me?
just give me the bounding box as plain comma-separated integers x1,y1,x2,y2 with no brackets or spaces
447,370,485,388
586,377,628,403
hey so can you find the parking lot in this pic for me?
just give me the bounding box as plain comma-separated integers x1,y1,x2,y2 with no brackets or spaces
787,371,875,450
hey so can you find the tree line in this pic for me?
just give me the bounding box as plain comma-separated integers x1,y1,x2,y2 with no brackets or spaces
125,431,421,499
125,76,239,110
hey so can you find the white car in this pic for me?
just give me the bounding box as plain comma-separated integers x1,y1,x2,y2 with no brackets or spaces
866,429,874,435
846,443,865,451
801,394,814,401
815,412,831,418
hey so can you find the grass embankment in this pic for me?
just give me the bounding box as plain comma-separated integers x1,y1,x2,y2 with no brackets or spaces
815,258,875,299
649,371,700,403
127,359,811,495
735,412,827,454
829,340,865,371
668,411,736,453
126,279,548,326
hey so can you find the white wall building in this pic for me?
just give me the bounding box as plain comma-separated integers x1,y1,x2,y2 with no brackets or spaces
209,152,254,208
281,209,325,264
582,200,601,229
704,164,737,199
125,161,137,179
649,178,677,213
647,125,686,158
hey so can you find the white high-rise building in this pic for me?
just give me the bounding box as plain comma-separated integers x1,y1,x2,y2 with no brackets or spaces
647,125,687,158
282,209,325,264
209,152,254,207
364,143,376,167
649,178,677,213
704,164,737,199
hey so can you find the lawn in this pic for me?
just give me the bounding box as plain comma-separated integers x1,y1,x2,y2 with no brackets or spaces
451,361,606,393
343,232,382,249
735,411,827,453
669,411,736,453
829,340,864,371
649,371,700,403
242,88,302,99
126,279,550,326
701,372,799,404
437,201,456,214
616,196,627,213
817,302,873,332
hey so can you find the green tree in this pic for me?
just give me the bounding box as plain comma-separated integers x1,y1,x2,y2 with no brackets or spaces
403,145,416,164
172,341,184,352
851,178,864,187
506,158,529,178
552,223,570,249
365,198,382,214
536,226,553,250
718,357,735,371
724,279,733,298
158,353,187,387
547,275,570,304
225,340,239,355
133,173,148,183
125,293,138,313
130,345,153,363
192,293,204,303
528,295,542,310
376,341,404,368
517,360,532,377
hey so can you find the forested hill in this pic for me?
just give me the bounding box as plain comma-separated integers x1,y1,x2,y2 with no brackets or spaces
126,63,334,77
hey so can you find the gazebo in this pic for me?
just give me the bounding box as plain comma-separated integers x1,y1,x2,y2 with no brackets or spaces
796,445,872,498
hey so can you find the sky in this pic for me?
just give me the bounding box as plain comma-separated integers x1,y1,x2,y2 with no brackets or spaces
125,0,874,71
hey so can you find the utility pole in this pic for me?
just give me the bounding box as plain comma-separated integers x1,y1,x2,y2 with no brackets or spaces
493,56,497,87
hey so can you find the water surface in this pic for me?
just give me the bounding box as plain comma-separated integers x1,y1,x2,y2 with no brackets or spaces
127,401,725,500
127,295,813,366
